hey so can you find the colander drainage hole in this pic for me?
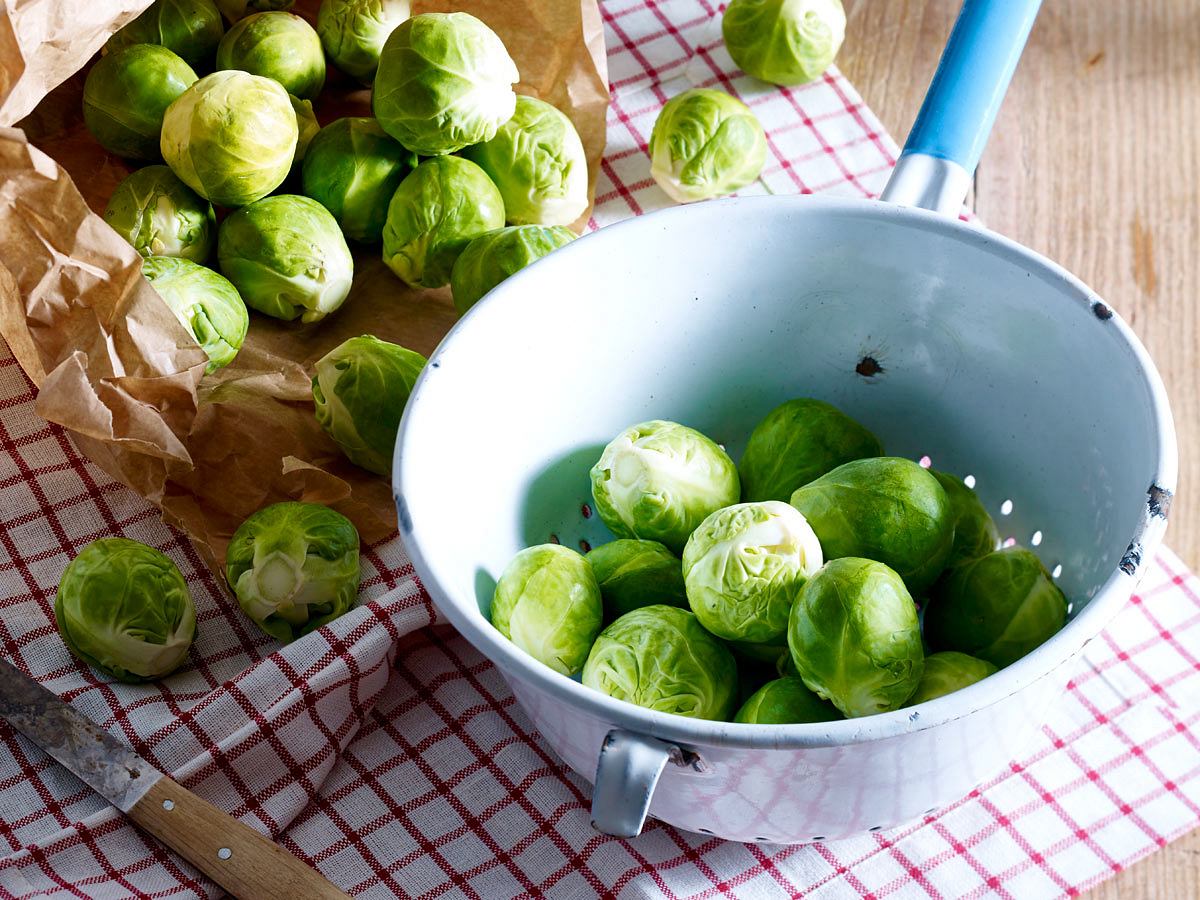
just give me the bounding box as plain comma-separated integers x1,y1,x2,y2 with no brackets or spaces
1000,499,1014,516
581,503,592,519
1052,564,1063,579
963,474,977,488
1031,530,1043,546
868,825,883,833
918,455,932,468
810,836,826,842
548,534,560,545
1002,537,1017,548
698,828,713,835
579,539,592,553
924,807,938,816
754,837,770,843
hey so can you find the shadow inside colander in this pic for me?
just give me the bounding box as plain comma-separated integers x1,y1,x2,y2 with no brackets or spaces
519,442,612,555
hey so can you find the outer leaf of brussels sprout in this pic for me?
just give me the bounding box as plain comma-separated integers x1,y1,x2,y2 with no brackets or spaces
905,651,997,706
225,502,361,642
289,95,320,170
84,45,197,160
317,0,411,82
683,501,823,643
932,470,1000,567
491,544,603,676
722,0,846,87
161,70,298,206
215,11,325,99
55,538,196,683
105,0,226,69
585,539,687,620
788,557,924,717
216,0,294,23
449,225,575,315
789,456,954,594
589,420,740,555
142,257,248,372
925,547,1068,668
218,194,355,323
103,165,215,261
739,398,883,502
381,156,505,288
648,88,767,203
302,117,417,243
582,605,737,720
311,335,427,474
734,675,841,724
462,96,589,227
372,12,519,156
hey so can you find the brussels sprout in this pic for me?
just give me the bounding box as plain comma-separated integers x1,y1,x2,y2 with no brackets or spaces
55,538,196,683
215,11,325,99
734,676,841,724
905,651,997,706
462,96,589,227
790,457,954,594
491,544,602,676
925,547,1068,668
226,501,361,642
106,0,225,69
648,88,767,204
381,156,505,288
932,470,1000,567
161,70,298,206
788,557,924,717
103,165,215,261
318,0,411,82
739,398,883,502
142,257,248,372
730,636,790,667
683,501,823,643
582,605,737,719
290,95,320,169
302,118,416,243
312,335,427,474
84,45,197,160
218,194,354,323
373,12,519,156
216,0,294,22
722,0,846,86
590,420,740,555
585,539,687,619
450,225,575,315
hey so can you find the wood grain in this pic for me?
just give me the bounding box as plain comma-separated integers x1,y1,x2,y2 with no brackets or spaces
840,1,1200,895
128,777,351,900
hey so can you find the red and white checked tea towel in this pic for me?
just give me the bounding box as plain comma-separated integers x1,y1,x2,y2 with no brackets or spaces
3,2,1199,897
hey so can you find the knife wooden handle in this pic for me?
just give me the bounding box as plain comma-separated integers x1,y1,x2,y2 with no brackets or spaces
127,777,351,900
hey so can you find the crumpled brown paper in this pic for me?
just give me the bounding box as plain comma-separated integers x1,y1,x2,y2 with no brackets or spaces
0,0,609,573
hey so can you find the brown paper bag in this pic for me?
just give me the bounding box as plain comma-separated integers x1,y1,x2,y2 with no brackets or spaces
0,0,609,572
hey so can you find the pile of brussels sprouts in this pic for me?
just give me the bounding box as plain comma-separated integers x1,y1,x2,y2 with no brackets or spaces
491,400,1068,723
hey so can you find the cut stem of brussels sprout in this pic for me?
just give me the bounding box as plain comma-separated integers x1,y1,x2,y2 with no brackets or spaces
103,165,216,262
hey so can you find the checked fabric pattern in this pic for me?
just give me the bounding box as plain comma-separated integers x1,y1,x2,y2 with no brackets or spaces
2,1,1200,897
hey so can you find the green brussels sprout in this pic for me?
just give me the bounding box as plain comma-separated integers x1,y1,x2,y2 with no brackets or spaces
722,0,846,87
218,194,355,323
932,470,1000,568
302,118,417,243
924,547,1068,668
84,45,198,160
585,539,687,619
905,651,997,706
730,636,790,667
788,557,924,718
216,11,325,99
734,675,841,724
790,457,954,594
106,0,225,70
312,335,427,474
381,156,505,288
55,538,196,683
161,70,298,206
648,88,767,204
739,398,883,502
318,0,411,83
683,501,823,643
216,0,294,22
491,544,602,676
589,420,740,555
461,96,589,227
142,257,248,372
450,225,576,315
103,165,215,262
373,12,519,156
290,95,320,169
582,605,737,720
226,501,361,642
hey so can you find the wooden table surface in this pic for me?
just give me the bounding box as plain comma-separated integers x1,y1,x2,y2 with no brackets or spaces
839,1,1199,895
